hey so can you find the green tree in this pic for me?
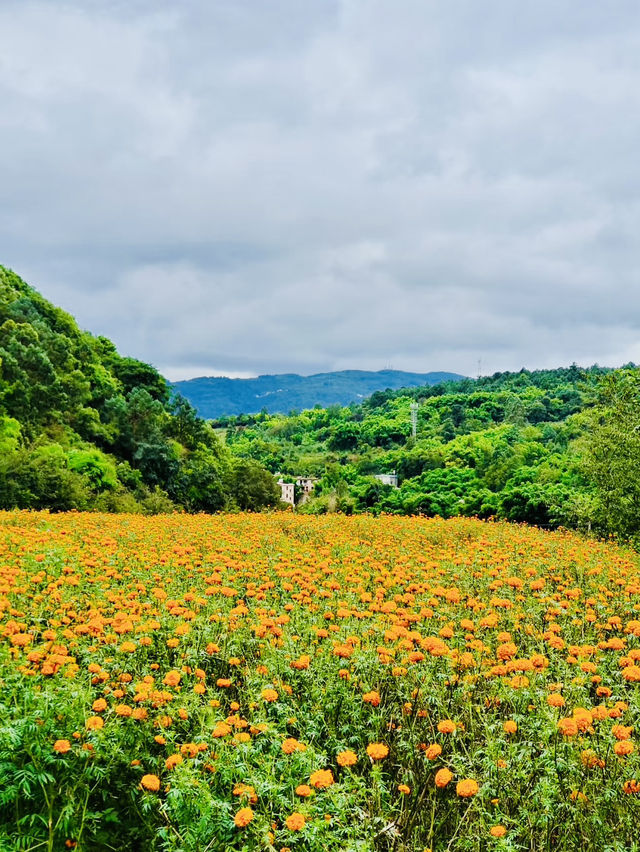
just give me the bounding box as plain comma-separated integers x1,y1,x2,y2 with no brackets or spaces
581,369,640,538
226,459,280,511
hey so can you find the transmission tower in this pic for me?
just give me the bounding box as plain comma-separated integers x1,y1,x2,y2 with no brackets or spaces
410,402,419,438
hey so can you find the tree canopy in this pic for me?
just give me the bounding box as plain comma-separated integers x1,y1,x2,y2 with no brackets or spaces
0,266,280,514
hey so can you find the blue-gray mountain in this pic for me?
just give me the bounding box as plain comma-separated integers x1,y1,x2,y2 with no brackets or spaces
173,370,465,418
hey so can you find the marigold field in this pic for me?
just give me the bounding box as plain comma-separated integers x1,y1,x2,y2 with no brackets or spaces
2,512,640,851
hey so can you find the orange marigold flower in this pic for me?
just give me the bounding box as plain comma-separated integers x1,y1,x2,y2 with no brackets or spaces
622,665,640,682
91,698,107,713
366,742,389,761
165,753,183,770
53,739,71,754
233,783,257,803
490,825,507,837
282,738,305,754
497,642,517,660
141,774,161,792
612,724,633,740
456,778,479,798
437,720,456,734
573,708,593,732
234,807,254,828
614,740,635,757
424,743,442,760
398,784,411,794
85,716,104,731
261,688,278,702
435,768,453,789
285,812,306,831
547,693,565,708
337,749,358,767
296,784,313,797
503,721,517,735
363,690,381,706
310,769,334,788
557,717,578,737
163,670,181,687
581,749,605,769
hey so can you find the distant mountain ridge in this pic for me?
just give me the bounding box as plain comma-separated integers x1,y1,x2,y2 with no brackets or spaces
173,370,465,418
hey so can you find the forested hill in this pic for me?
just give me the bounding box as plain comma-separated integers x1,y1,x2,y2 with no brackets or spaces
3,264,639,540
173,369,464,417
220,363,640,540
0,265,280,512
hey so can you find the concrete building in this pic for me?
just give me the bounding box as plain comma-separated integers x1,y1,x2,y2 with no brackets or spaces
275,475,316,506
296,477,316,495
277,479,295,505
374,471,398,488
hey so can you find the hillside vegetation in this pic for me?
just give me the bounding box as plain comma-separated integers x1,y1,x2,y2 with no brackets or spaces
174,370,464,418
0,266,279,513
2,264,638,542
221,365,640,540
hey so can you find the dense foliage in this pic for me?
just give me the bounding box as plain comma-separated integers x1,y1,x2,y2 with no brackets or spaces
0,266,280,513
3,511,640,851
173,370,464,418
4,263,640,541
220,364,637,536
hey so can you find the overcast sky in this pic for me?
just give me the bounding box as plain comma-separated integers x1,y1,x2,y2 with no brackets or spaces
2,1,640,380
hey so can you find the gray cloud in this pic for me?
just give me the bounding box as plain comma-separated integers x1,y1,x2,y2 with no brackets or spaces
1,0,640,379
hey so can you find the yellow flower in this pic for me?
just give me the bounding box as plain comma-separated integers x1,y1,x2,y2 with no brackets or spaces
435,768,453,788
141,774,161,792
234,807,254,828
285,812,306,831
337,749,357,767
456,778,479,798
310,769,334,788
366,742,389,760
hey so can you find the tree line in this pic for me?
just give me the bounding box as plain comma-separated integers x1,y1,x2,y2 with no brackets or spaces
3,263,639,541
0,266,280,513
219,363,640,542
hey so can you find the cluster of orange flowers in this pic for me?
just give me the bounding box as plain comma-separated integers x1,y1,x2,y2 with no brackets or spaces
3,510,640,846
